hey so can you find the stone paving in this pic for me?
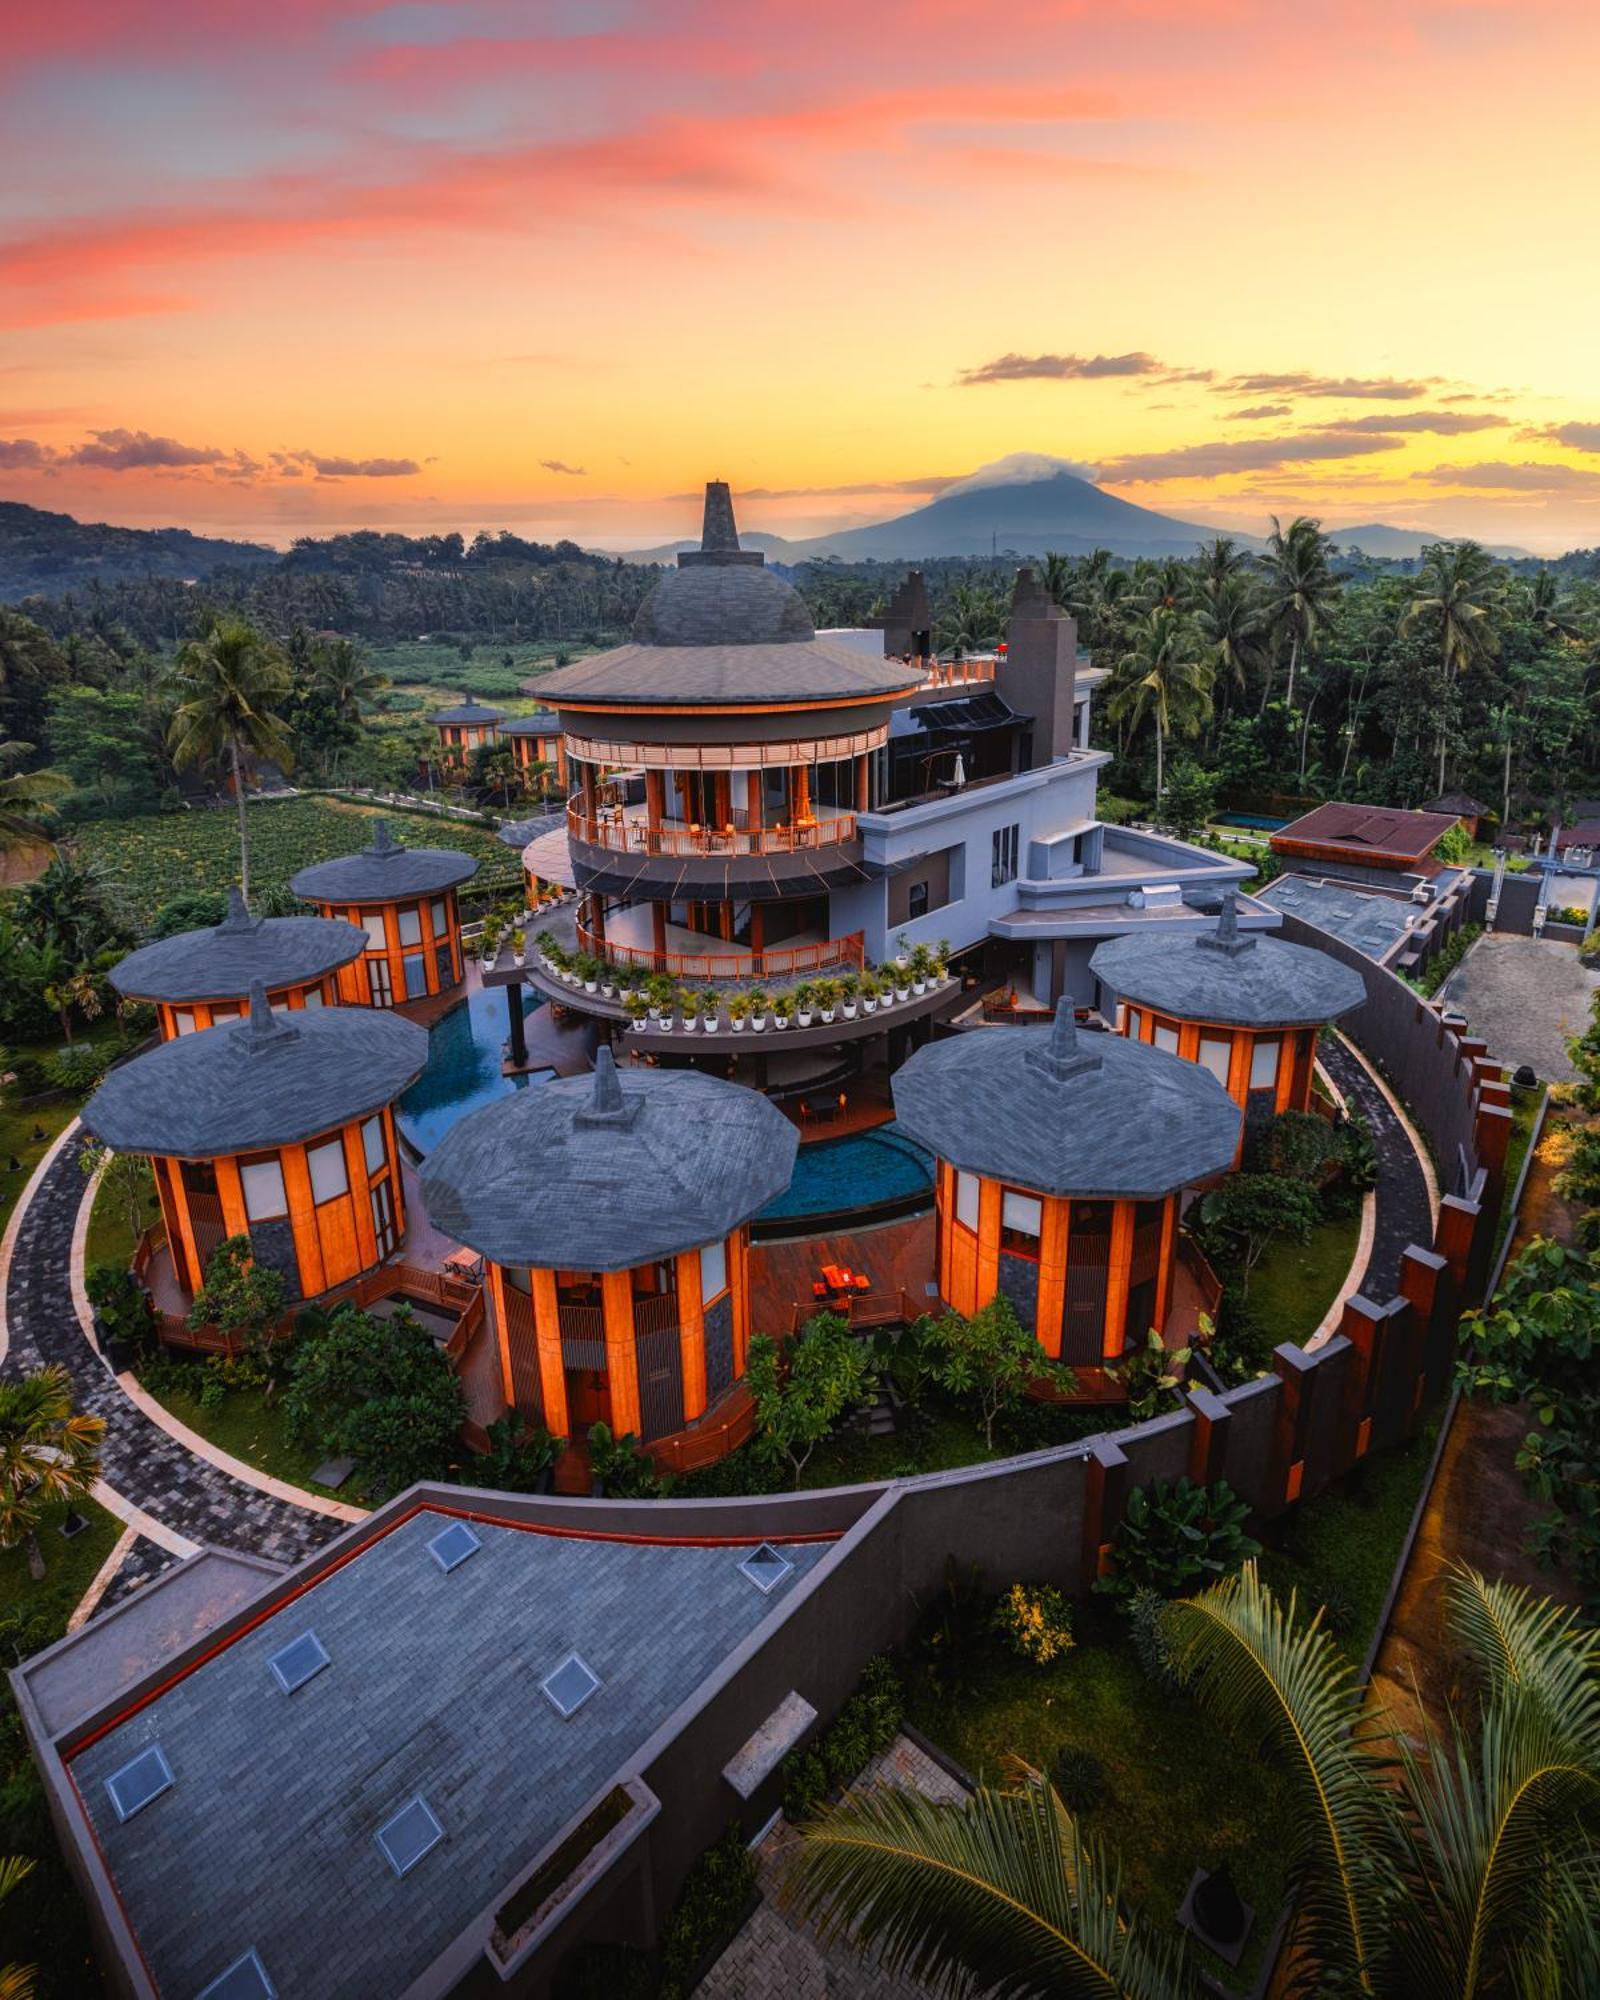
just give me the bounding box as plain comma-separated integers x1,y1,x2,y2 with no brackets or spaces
4,1141,341,1567
1319,1035,1435,1300
699,1733,968,2000
1439,932,1600,1085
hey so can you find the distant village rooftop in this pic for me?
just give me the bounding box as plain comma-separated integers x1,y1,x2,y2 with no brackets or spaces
109,888,365,1004
420,1047,798,1270
892,998,1241,1198
288,818,479,902
81,982,428,1157
425,696,505,727
536,483,925,708
1090,890,1368,1028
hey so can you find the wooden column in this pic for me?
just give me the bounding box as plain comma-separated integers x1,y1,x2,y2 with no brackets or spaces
213,1156,249,1240
731,1227,751,1377
855,754,869,812
794,763,812,823
489,1262,517,1410
601,1270,642,1436
975,1177,1002,1307
1155,1193,1177,1332
340,1123,379,1272
530,1267,569,1435
675,1249,707,1423
580,760,598,834
651,900,667,968
746,770,763,833
383,904,404,1008
712,772,731,830
645,768,666,848
1103,1200,1134,1361
385,1108,407,1241
1035,1195,1069,1358
160,1160,202,1294
281,1142,324,1300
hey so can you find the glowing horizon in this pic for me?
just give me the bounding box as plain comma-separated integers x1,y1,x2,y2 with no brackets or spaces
5,1,1600,555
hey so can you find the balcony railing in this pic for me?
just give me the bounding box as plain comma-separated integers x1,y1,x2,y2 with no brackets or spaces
576,921,865,982
915,657,998,689
567,800,856,858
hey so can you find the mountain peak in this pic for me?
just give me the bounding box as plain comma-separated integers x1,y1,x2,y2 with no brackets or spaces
941,452,1100,499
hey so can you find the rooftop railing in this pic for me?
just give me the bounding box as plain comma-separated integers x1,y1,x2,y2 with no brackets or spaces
576,920,864,982
567,799,857,857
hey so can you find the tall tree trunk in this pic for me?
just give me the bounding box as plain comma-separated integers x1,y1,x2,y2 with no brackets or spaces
1284,630,1301,709
1503,735,1513,827
1298,694,1318,783
232,734,250,902
1154,716,1165,802
26,1529,45,1582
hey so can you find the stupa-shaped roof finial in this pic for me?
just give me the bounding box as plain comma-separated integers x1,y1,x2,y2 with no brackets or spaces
218,886,259,934
368,818,404,859
1025,996,1103,1084
701,480,739,552
574,1043,643,1128
240,979,296,1052
1196,886,1256,959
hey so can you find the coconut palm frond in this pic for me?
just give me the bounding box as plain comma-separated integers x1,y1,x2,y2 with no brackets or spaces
787,1770,1194,2000
1163,1562,1394,1996
1444,1564,1600,1708
1505,1848,1600,2000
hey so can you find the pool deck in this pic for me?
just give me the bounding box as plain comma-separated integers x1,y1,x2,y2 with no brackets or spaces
749,1212,938,1336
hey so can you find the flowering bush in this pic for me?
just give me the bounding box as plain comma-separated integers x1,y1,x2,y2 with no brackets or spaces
993,1581,1075,1665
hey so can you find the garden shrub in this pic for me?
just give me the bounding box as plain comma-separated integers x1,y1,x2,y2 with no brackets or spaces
782,1655,904,1819
1096,1477,1261,1605
1051,1746,1106,1813
281,1302,464,1497
1127,1586,1182,1692
584,1420,664,1498
42,1044,111,1095
992,1581,1075,1665
657,1825,757,1999
476,1415,565,1492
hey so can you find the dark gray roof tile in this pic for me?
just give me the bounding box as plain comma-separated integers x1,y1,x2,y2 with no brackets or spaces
110,890,366,1004
289,819,479,903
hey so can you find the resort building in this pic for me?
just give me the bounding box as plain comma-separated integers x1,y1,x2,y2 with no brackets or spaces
420,1048,797,1458
81,983,427,1305
1270,802,1464,887
500,707,567,792
428,695,503,769
108,888,366,1039
290,819,477,1008
892,999,1241,1368
1090,890,1367,1133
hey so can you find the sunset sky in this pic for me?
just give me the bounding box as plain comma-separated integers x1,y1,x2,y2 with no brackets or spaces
4,0,1600,553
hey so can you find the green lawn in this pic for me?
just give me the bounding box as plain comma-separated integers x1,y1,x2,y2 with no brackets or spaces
140,1374,371,1507
1246,1207,1363,1349
70,793,522,932
84,1154,160,1271
0,1496,122,1628
0,1091,76,1242
906,1601,1296,1989
1492,1081,1546,1267
368,636,607,702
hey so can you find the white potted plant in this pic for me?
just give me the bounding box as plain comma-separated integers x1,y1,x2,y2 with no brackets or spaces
700,988,720,1033
678,987,697,1032
774,993,793,1030
894,933,910,969
839,973,859,1020
624,993,648,1032
582,956,599,994
795,982,814,1028
816,977,839,1024
511,927,526,968
728,994,750,1033
861,972,879,1015
910,944,931,995
749,989,770,1032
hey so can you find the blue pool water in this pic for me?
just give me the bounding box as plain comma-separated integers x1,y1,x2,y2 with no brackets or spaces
1213,811,1289,831
756,1123,934,1222
397,987,555,1155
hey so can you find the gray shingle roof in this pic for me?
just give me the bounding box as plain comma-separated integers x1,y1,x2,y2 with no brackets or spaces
891,1000,1241,1198
289,819,479,903
535,483,922,708
420,1048,798,1269
82,984,428,1157
427,697,504,726
109,890,366,1004
499,710,559,735
1089,891,1367,1029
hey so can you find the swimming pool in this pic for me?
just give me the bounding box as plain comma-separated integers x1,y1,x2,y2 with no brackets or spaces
397,986,554,1155
755,1122,934,1225
1213,811,1289,832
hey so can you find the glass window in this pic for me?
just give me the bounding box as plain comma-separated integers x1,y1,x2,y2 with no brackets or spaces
362,1115,387,1175
908,882,929,920
1125,1006,1143,1040
1000,1188,1042,1256
307,1138,348,1204
430,897,449,934
991,822,1020,888
403,952,428,998
435,943,454,989
362,912,388,951
172,1008,197,1036
700,1238,728,1301
955,1170,981,1232
1198,1034,1232,1085
1153,1020,1180,1054
397,905,422,947
1250,1037,1281,1091
210,1001,241,1022
301,987,324,1009
239,1157,287,1221
370,1178,397,1258
367,956,393,1006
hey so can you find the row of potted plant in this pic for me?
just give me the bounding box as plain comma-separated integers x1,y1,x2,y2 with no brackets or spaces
531,933,955,1028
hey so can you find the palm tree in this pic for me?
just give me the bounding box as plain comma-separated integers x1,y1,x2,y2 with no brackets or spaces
0,742,68,858
311,636,388,726
0,1366,104,1580
1402,542,1503,792
0,1854,36,2000
791,1564,1600,1998
937,582,1008,659
1193,573,1266,726
1261,517,1339,713
1108,609,1213,803
165,619,294,901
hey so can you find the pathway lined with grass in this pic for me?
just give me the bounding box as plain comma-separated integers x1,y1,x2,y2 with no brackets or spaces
1318,1034,1435,1299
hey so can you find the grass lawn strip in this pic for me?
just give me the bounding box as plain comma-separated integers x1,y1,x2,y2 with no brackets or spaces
1247,1208,1363,1352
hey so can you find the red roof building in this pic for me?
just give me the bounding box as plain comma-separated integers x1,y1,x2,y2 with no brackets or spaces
1270,802,1461,877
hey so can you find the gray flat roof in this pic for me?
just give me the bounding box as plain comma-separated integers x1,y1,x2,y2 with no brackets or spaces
110,890,365,1004
63,1505,827,2000
289,819,478,903
892,1000,1241,1198
1259,875,1418,961
420,1049,798,1269
82,985,428,1157
1090,893,1367,1028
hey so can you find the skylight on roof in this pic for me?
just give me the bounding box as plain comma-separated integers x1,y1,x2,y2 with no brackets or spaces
427,1520,482,1573
540,1652,601,1718
375,1796,445,1879
104,1744,173,1823
738,1543,794,1594
267,1630,330,1695
196,1947,277,2000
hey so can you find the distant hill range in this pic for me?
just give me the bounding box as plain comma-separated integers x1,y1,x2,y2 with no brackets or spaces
1325,522,1531,560
0,500,276,601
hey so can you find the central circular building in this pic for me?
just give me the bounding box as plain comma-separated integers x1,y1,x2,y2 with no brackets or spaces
420,1050,797,1454
892,1001,1241,1370
110,888,366,1039
82,984,427,1306
290,820,477,1008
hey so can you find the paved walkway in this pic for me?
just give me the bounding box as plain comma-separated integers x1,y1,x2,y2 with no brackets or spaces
4,1141,341,1568
1440,932,1599,1085
700,1733,968,2000
1318,1035,1436,1300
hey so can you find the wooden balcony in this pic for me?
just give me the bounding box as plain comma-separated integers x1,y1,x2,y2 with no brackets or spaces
568,799,857,859
575,919,864,983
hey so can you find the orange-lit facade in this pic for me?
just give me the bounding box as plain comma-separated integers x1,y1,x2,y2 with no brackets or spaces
151,1106,406,1303
308,891,465,1008
934,1160,1180,1367
1118,1004,1318,1121
152,975,338,1042
485,1227,752,1449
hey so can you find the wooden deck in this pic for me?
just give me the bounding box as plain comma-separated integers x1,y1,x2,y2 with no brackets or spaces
749,1214,938,1340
